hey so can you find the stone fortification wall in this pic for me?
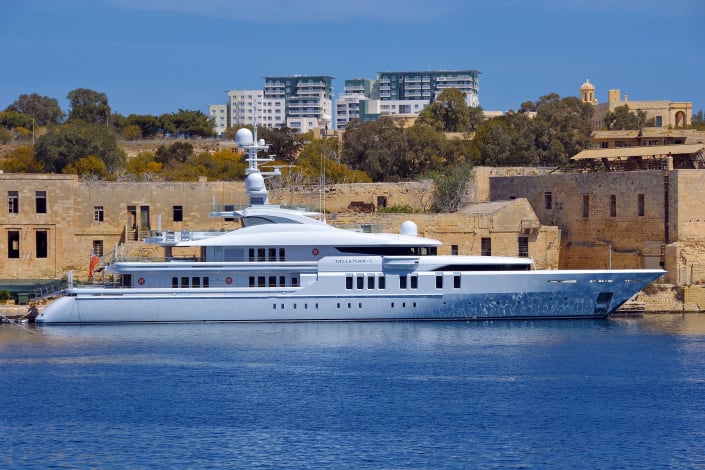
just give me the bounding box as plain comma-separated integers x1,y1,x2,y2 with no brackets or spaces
468,167,553,204
490,171,667,271
270,181,434,213
269,167,555,214
0,175,248,280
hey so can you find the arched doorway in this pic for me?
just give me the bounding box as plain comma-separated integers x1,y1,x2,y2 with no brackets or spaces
675,111,686,127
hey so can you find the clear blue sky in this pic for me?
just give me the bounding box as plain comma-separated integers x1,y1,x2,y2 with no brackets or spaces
2,0,703,118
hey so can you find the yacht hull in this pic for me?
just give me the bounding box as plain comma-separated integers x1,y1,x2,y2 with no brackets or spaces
36,269,664,324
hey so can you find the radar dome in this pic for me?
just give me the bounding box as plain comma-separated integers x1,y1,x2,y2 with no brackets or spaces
235,128,254,147
400,221,418,237
245,172,265,191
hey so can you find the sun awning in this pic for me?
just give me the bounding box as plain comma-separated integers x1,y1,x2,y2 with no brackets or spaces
571,144,705,161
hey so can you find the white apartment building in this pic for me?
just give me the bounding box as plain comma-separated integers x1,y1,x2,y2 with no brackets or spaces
226,90,286,129
208,104,228,136
336,71,481,130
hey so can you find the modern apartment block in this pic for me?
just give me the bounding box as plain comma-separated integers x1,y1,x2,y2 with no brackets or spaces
336,70,481,130
335,79,374,129
208,104,228,136
264,75,334,133
212,71,479,133
210,76,333,134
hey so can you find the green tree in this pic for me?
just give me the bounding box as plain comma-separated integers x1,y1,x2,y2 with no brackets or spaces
125,152,163,180
62,155,108,179
0,128,10,144
0,146,44,173
416,88,483,132
121,124,142,140
532,94,593,165
67,88,111,124
471,118,515,166
603,104,655,130
472,94,593,167
342,116,410,181
126,114,162,138
189,149,248,181
294,138,370,184
430,161,473,213
0,111,35,130
257,126,304,163
4,93,64,125
405,123,448,175
34,122,125,174
160,109,213,138
155,141,194,165
691,110,705,130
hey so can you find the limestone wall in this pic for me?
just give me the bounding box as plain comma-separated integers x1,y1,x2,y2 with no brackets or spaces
0,174,248,280
490,171,666,269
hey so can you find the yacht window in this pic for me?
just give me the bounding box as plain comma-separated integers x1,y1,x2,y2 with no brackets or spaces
436,275,443,289
224,248,244,261
279,248,286,261
258,248,266,262
454,275,461,289
181,277,189,288
172,277,178,288
203,277,209,288
280,276,286,286
346,276,353,290
269,276,276,286
367,275,375,290
292,277,298,287
249,276,255,287
258,276,265,287
411,275,418,289
244,216,303,226
249,248,255,262
379,276,386,290
356,276,364,289
399,275,407,289
268,248,276,261
192,277,200,288
336,246,437,256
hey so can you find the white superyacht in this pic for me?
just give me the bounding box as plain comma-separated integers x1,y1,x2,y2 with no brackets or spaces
36,129,663,324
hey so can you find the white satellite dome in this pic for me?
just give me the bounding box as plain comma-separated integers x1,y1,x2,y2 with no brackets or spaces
235,128,254,147
245,172,265,191
400,221,418,237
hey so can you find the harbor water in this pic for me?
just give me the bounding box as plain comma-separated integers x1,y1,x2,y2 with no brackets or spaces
2,314,705,468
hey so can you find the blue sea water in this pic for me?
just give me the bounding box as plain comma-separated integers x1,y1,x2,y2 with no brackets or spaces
2,314,705,469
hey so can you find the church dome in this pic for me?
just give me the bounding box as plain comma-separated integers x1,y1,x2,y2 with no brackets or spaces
580,79,595,90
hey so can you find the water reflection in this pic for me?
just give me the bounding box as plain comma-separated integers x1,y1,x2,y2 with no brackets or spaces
613,313,705,336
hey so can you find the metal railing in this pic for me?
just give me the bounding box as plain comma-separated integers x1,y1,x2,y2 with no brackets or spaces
29,280,70,301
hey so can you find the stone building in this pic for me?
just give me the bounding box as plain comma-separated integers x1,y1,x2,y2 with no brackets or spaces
490,167,705,286
580,79,692,129
1,174,248,285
